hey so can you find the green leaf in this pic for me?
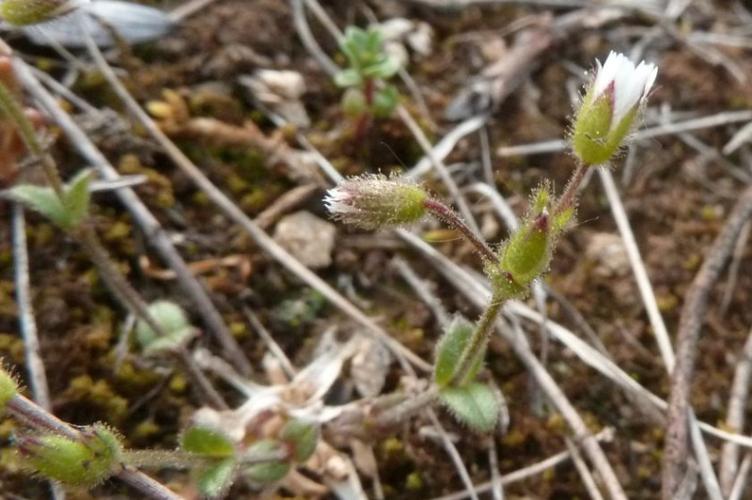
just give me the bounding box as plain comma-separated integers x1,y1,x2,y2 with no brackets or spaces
341,87,367,116
9,170,92,231
279,419,318,463
439,382,500,433
62,169,92,229
363,56,401,79
197,458,236,499
434,316,484,387
9,184,69,229
371,85,399,118
136,301,196,355
243,439,290,484
334,68,362,88
341,26,369,67
181,426,235,458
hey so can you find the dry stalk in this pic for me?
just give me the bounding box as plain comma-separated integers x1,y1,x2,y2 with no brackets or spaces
662,184,752,498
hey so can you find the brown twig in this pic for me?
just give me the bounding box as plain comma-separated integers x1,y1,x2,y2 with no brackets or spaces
10,57,253,377
662,184,752,498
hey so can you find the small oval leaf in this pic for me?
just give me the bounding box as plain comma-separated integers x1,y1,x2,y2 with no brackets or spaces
434,316,484,387
181,426,235,458
197,458,236,499
439,382,500,433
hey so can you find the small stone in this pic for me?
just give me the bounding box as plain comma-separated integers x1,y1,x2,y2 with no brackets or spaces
273,211,336,269
585,232,629,277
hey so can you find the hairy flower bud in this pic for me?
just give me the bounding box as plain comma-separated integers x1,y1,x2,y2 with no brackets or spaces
324,175,428,230
0,0,78,26
571,51,657,165
0,361,17,411
18,424,122,486
486,185,567,298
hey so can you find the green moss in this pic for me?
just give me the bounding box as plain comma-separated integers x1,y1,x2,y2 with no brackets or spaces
66,375,128,421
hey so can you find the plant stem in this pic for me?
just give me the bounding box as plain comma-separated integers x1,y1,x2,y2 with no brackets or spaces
554,162,588,216
7,395,180,500
79,225,227,409
122,449,207,470
450,289,507,386
373,386,439,428
424,198,497,262
7,395,80,440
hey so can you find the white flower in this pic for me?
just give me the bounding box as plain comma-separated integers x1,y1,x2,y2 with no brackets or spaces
592,51,657,129
324,175,428,230
323,186,357,216
571,51,658,165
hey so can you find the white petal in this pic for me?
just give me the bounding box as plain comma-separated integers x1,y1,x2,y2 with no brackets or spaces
593,51,621,96
592,52,657,127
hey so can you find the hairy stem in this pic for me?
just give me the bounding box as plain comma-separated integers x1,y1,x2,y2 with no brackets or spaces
554,162,588,216
424,198,496,262
123,449,207,470
373,386,439,428
451,289,507,386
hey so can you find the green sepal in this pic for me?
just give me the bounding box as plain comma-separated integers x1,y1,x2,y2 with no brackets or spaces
433,316,484,387
197,458,237,499
438,382,500,433
572,88,638,165
499,215,551,286
181,426,235,458
279,419,318,463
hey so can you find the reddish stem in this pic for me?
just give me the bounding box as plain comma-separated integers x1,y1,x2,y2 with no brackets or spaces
554,162,588,216
424,198,496,262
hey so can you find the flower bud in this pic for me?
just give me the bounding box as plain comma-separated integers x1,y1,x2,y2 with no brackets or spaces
18,424,122,486
500,210,550,286
324,174,428,230
487,185,564,298
0,361,18,411
0,0,78,26
571,51,657,165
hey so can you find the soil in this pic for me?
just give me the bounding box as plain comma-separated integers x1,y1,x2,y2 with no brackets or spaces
2,0,752,498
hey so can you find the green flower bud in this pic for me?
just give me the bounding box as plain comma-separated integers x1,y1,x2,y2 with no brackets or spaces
0,0,77,26
500,210,551,286
18,424,122,486
486,184,566,298
571,51,657,165
243,439,290,484
135,301,196,355
324,174,428,230
0,362,18,411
